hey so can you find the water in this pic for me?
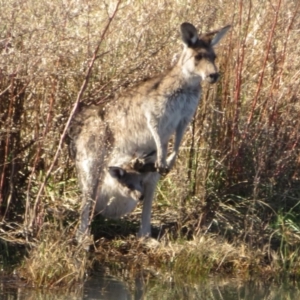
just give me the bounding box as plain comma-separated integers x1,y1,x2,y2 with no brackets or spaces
1,274,299,299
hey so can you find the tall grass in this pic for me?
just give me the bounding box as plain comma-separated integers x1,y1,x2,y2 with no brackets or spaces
1,0,300,286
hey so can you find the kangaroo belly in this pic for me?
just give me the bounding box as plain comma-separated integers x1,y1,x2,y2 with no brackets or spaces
96,194,139,219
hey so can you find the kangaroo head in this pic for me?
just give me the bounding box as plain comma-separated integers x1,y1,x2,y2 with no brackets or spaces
108,166,145,201
179,22,230,83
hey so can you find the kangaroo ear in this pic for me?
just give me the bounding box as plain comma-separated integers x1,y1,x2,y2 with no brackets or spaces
210,25,231,46
180,22,199,47
108,166,126,179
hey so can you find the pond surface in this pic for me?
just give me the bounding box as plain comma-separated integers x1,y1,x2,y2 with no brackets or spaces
1,273,299,299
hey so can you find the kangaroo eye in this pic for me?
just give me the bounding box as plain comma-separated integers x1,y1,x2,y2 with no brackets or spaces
127,184,134,190
195,53,203,60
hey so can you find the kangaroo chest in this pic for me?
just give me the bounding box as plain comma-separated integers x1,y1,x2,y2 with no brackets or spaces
158,88,201,132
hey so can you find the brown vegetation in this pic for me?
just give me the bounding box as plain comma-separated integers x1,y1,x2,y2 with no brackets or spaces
1,0,300,287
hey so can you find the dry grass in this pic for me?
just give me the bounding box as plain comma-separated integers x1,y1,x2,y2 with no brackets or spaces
1,0,300,287
18,224,90,287
92,234,282,282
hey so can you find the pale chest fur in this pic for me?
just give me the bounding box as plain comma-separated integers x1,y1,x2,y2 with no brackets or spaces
108,83,201,153
149,87,201,138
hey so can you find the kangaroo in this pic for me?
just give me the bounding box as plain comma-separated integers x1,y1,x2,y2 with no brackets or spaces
104,22,230,236
106,23,230,175
68,22,230,241
66,104,156,241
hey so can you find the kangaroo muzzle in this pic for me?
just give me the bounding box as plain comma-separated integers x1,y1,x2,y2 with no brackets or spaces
207,72,219,84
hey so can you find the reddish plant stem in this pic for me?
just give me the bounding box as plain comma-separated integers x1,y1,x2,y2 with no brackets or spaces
24,78,56,228
267,1,299,127
28,0,122,231
0,77,14,207
230,0,251,174
245,1,298,157
0,76,29,211
245,0,282,131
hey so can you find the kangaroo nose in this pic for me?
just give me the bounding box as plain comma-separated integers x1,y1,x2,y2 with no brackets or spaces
139,194,144,201
208,73,219,83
